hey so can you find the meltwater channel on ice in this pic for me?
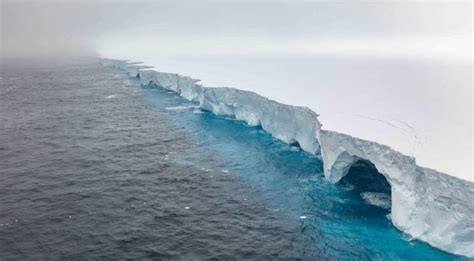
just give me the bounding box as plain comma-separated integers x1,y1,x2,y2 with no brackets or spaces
100,58,473,258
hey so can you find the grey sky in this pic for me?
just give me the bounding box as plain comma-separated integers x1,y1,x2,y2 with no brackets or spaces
1,1,471,59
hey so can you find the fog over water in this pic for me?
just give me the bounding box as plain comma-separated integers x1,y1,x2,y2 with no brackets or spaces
1,0,472,180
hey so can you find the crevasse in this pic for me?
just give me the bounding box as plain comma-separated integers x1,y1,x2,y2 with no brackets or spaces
101,58,474,258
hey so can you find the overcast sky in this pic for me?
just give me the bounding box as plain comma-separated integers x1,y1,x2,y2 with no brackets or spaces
1,0,472,60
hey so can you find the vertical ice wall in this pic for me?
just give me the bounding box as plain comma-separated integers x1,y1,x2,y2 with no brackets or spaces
318,130,474,258
101,59,474,258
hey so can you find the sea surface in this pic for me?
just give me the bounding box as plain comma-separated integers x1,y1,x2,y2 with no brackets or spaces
0,59,465,260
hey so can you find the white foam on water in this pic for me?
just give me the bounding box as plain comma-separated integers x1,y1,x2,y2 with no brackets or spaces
165,105,199,110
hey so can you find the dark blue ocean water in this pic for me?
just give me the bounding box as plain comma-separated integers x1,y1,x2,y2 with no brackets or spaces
0,59,465,260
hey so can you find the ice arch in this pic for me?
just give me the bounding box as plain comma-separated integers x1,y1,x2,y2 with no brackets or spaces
339,159,392,212
332,155,390,195
318,129,474,257
318,129,417,227
339,159,390,188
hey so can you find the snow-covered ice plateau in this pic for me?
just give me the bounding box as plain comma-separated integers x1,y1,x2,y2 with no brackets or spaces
101,58,474,258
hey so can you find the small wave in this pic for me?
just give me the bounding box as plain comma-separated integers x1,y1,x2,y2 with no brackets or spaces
360,192,391,210
265,207,282,212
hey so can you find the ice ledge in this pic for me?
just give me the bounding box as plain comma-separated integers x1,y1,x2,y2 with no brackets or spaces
101,58,474,258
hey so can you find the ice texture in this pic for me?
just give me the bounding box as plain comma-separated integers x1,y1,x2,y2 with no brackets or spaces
101,58,474,258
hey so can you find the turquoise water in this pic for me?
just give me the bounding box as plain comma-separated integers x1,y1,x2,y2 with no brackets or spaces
138,78,463,260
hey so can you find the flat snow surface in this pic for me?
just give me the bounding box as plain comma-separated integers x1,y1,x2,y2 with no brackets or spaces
107,54,472,181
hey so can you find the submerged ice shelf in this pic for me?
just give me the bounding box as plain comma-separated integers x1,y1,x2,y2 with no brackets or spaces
101,58,474,258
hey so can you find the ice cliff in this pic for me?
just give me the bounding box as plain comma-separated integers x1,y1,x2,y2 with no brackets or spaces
101,58,474,258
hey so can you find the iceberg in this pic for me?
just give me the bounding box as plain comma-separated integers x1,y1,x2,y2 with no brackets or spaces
101,58,474,258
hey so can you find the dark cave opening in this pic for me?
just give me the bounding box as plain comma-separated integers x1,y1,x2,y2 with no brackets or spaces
338,159,392,217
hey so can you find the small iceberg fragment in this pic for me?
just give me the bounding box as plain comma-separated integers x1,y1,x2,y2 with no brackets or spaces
105,94,118,99
289,146,300,152
360,192,391,210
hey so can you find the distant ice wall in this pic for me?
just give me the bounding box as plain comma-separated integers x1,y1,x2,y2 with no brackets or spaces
101,58,474,258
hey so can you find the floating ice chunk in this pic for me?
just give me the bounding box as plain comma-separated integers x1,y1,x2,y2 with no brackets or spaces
105,94,118,99
360,192,391,210
289,146,300,152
